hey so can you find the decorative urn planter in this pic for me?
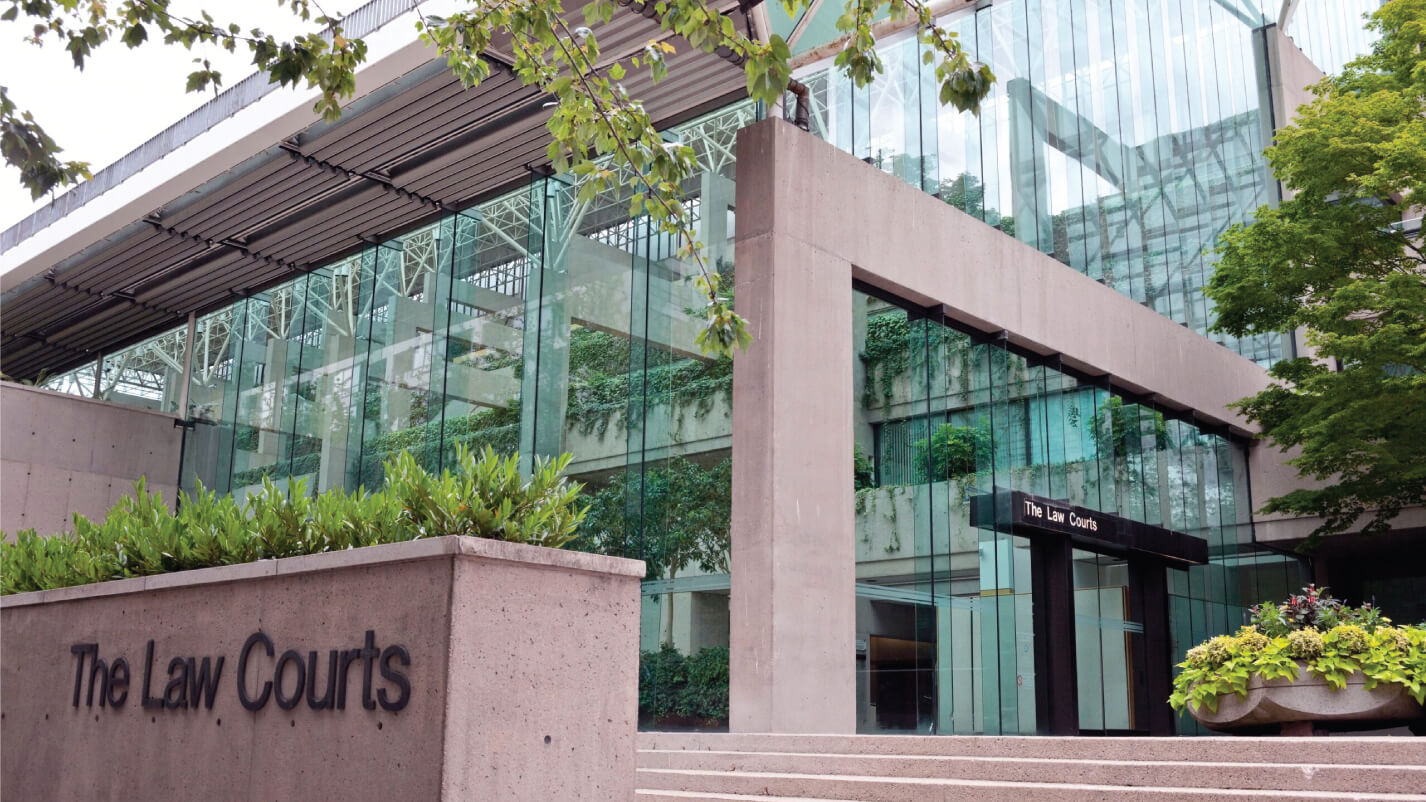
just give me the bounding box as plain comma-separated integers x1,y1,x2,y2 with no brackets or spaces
1190,661,1425,736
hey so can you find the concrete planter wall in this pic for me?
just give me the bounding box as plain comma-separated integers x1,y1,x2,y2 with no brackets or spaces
1191,661,1425,735
0,536,644,800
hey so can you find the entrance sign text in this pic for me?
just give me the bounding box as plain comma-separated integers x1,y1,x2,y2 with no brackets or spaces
1019,496,1106,535
970,488,1208,566
69,629,410,714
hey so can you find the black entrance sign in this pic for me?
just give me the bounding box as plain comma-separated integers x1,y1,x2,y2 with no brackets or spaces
970,488,1204,736
970,489,1207,567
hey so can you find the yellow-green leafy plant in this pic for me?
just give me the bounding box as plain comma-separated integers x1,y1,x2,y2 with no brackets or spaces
1170,589,1426,715
0,445,586,595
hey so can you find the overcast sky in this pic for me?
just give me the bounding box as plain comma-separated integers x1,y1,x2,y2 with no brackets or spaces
0,2,359,232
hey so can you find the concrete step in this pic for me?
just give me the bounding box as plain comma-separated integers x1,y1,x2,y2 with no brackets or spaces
636,793,837,802
634,768,1426,801
637,732,1426,766
637,749,1426,794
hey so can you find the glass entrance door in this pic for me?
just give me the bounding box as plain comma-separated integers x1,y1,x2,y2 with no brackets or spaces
1072,549,1147,734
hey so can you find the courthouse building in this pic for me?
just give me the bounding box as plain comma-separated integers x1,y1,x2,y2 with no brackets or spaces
2,0,1418,738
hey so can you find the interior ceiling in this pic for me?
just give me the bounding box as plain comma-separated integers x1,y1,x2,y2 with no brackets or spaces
0,2,751,381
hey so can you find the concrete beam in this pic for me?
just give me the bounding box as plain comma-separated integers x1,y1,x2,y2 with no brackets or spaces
735,118,1272,435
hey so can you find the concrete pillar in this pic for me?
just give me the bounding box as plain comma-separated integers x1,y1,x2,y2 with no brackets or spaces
730,121,856,733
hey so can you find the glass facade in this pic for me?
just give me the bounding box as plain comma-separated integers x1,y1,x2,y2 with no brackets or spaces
29,0,1380,738
42,102,754,733
851,290,1301,734
794,0,1296,367
1283,0,1384,76
41,325,189,412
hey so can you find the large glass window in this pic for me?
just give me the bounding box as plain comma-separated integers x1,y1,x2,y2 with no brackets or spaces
852,288,1301,734
167,100,756,733
801,0,1295,367
1285,0,1384,77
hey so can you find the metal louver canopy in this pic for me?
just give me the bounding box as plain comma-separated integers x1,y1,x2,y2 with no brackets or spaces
0,0,752,382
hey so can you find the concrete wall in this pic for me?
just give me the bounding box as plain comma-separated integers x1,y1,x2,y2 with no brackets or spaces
1267,25,1325,166
1,382,182,536
1,536,644,800
727,119,1299,734
736,119,1276,436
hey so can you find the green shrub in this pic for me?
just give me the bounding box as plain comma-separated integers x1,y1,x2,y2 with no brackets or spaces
1170,589,1426,715
853,444,875,491
639,644,688,719
1249,584,1388,636
913,422,989,480
638,644,729,723
1285,629,1325,660
682,646,730,721
0,445,586,595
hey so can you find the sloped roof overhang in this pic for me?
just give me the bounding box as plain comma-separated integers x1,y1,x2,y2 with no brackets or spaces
0,0,753,380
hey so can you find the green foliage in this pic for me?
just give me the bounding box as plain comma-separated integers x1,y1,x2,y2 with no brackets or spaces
381,446,585,545
1285,629,1325,660
681,645,730,721
0,445,586,595
834,0,994,114
859,310,974,411
566,331,733,438
0,86,90,200
1169,587,1426,715
638,644,728,723
1248,584,1387,636
913,421,989,480
1205,0,1426,540
1088,396,1170,460
860,311,912,410
853,443,876,490
573,456,730,581
639,643,687,718
231,402,521,488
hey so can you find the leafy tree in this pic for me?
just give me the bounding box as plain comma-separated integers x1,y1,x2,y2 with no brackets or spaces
574,455,730,645
3,0,995,358
1088,396,1170,460
1205,0,1426,540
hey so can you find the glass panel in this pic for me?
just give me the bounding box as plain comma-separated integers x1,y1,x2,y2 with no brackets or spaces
854,300,925,733
182,307,242,494
354,224,448,487
441,197,529,463
1285,0,1382,76
98,326,188,413
38,361,98,398
854,292,1048,735
791,0,1291,367
1073,549,1141,733
228,281,305,496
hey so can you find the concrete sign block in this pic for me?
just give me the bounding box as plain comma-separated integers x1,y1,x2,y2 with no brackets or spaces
1,536,644,800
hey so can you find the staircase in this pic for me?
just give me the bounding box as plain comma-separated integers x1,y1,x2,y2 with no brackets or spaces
636,732,1426,801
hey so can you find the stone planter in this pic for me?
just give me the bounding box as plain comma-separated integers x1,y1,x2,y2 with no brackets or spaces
1191,661,1425,735
0,536,644,800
